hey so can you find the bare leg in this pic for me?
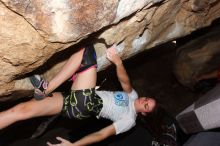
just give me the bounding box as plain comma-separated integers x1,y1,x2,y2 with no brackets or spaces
71,67,97,90
0,92,63,129
45,48,85,94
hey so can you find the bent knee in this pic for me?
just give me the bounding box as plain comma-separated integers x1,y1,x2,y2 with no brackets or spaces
50,92,64,112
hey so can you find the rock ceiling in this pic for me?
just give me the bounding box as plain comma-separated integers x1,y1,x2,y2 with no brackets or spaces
0,0,220,100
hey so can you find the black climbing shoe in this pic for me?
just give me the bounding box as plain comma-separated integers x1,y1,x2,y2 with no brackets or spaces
29,75,52,100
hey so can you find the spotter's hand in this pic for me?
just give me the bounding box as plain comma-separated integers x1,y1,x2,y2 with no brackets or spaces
47,137,73,146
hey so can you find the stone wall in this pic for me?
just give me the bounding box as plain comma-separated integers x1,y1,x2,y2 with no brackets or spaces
0,0,220,100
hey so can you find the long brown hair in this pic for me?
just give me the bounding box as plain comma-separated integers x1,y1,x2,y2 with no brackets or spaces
138,103,167,139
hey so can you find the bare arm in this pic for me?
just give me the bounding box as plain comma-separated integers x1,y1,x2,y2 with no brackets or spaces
73,124,115,146
196,70,219,81
47,124,116,146
106,47,132,93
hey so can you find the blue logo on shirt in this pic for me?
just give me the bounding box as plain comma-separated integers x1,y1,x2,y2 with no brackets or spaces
114,92,129,107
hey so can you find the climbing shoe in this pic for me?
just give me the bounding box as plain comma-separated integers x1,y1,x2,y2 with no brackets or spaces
31,115,59,139
29,75,52,100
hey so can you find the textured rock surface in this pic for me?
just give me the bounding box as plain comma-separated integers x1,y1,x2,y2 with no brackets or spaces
1,0,118,42
0,0,220,100
174,24,220,88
